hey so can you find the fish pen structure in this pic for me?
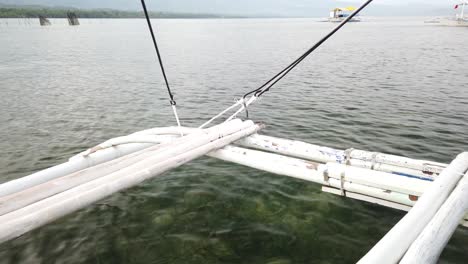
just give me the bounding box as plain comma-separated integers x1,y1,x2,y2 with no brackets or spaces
38,15,51,26
66,12,79,26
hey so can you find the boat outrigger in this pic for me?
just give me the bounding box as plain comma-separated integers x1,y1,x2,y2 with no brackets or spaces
449,1,468,25
425,1,468,26
329,6,361,23
1,0,467,263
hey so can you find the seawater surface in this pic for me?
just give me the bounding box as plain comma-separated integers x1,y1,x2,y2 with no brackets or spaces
0,17,467,263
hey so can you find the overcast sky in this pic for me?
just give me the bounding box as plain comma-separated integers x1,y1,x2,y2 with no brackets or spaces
0,0,456,16
343,0,448,5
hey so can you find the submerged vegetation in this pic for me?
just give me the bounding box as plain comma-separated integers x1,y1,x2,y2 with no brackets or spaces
0,5,231,19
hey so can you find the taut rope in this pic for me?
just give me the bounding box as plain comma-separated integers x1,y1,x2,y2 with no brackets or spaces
200,0,374,128
141,0,183,135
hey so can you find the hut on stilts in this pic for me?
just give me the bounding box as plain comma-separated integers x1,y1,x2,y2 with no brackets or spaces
67,12,80,26
38,15,51,26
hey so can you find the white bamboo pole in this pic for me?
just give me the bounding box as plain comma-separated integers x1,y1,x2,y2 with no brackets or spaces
349,150,446,176
0,120,248,216
208,145,325,183
0,143,153,197
57,132,444,188
1,126,421,225
0,121,240,198
70,134,177,158
236,135,446,177
324,163,431,196
0,123,261,243
327,179,417,207
1,123,455,245
358,152,468,264
0,120,253,222
67,132,425,209
461,2,466,19
400,171,468,264
69,126,199,160
348,159,436,181
208,146,417,206
236,134,345,163
0,145,161,216
72,132,444,186
0,128,222,216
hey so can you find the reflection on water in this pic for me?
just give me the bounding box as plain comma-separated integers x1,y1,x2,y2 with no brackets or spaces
0,18,467,263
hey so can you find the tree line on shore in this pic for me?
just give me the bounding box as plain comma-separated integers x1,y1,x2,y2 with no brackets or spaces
0,6,231,19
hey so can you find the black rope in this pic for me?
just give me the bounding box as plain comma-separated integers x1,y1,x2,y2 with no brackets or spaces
141,0,176,106
242,0,374,100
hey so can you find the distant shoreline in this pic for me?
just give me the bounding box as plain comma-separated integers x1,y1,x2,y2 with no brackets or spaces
0,5,244,19
0,4,449,19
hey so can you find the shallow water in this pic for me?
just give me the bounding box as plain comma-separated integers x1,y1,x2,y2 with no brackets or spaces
0,17,467,263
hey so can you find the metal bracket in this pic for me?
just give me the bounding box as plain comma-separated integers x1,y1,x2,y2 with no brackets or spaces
340,172,346,196
344,148,354,165
370,152,378,170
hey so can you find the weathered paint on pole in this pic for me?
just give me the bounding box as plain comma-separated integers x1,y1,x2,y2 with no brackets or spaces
236,134,446,179
0,123,234,197
324,163,431,196
0,121,261,243
358,152,468,264
209,146,418,206
401,171,468,263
